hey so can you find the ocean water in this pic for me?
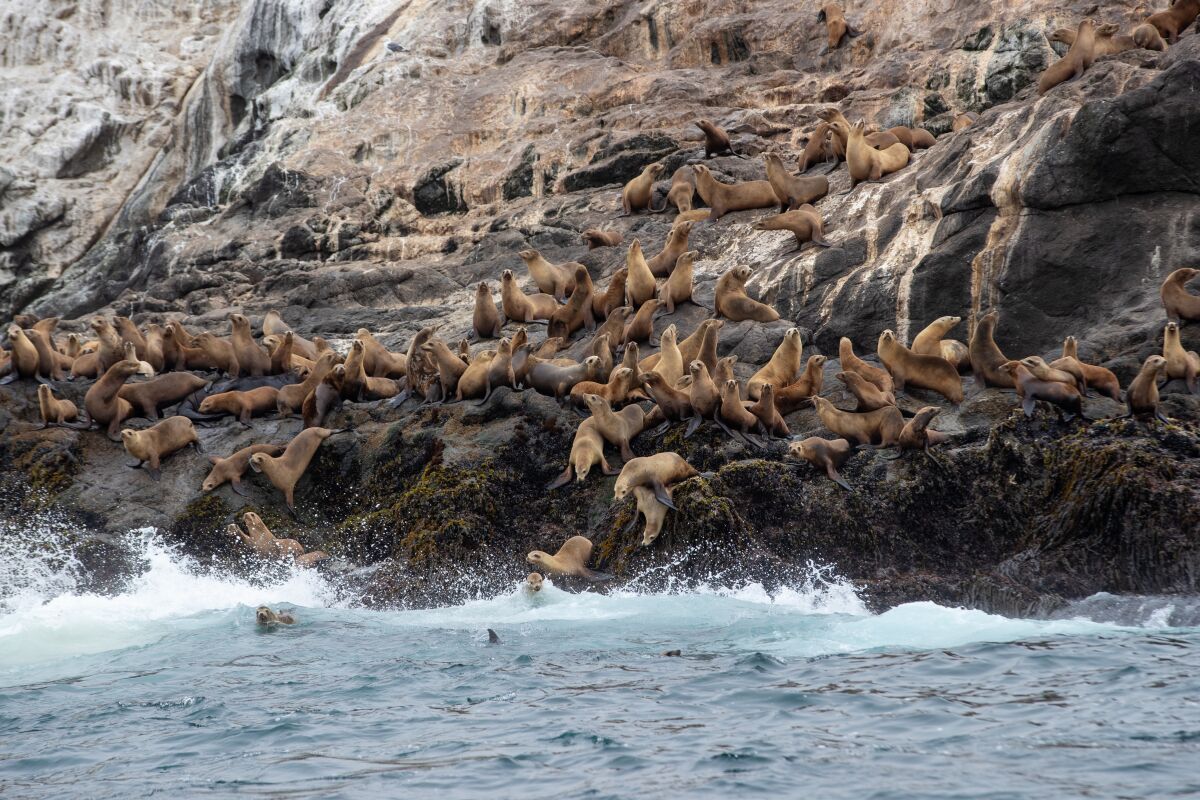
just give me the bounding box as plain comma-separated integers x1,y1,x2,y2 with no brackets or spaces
1,532,1198,800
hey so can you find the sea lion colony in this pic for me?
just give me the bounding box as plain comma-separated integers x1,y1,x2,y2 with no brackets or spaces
2,10,1198,587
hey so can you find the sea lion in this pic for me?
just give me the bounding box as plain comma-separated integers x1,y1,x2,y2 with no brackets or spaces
1038,19,1095,95
596,306,632,349
256,606,296,626
640,372,694,432
621,162,665,215
895,405,949,457
266,332,295,375
478,337,516,403
646,221,694,277
569,366,637,408
1053,22,1136,55
501,270,558,323
911,316,968,370
630,485,671,546
472,282,504,340
886,126,937,151
340,339,373,402
651,325,684,386
264,312,319,360
656,166,696,214
547,416,620,488
582,229,623,249
113,316,148,362
202,443,285,495
833,118,910,189
1132,22,1167,51
228,314,271,377
3,326,42,382
24,329,65,381
787,437,853,490
714,265,780,322
525,572,544,593
675,209,711,224
763,152,829,212
232,513,328,567
613,452,698,509
748,327,803,400
547,266,596,341
798,122,837,173
518,249,579,302
1021,356,1083,393
424,339,469,401
817,108,902,154
968,310,1015,389
717,379,764,445
878,330,963,403
1000,361,1083,419
753,205,832,251
85,360,140,440
644,318,722,373
526,355,602,400
302,365,344,428
696,119,745,159
527,535,613,582
624,299,662,346
691,164,778,222
249,426,344,512
199,386,280,425
836,370,896,412
683,360,721,434
355,330,406,378
713,354,739,387
952,112,978,132
278,351,336,415
1126,355,1168,422
1054,336,1121,402
195,333,240,376
625,239,658,308
1161,268,1200,322
454,351,495,402
839,337,894,395
593,269,628,321
811,395,904,447
748,383,789,438
121,416,200,479
37,385,78,427
816,3,860,53
118,373,209,420
1163,321,1200,393
583,394,645,461
775,354,827,414
1148,0,1200,43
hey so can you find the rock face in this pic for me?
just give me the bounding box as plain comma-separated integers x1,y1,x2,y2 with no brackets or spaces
3,0,1200,611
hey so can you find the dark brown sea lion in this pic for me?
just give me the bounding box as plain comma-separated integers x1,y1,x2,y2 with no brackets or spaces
696,119,745,159
621,163,665,215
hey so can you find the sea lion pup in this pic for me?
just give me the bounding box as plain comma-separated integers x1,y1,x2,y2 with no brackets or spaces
1132,22,1167,51
471,282,504,340
501,270,558,323
763,153,830,212
1125,355,1169,422
477,337,516,403
1038,19,1095,95
547,415,620,488
910,315,968,370
878,330,963,403
1021,355,1084,393
968,310,1016,389
202,443,285,495
713,354,739,387
593,268,628,321
518,249,579,302
748,384,789,438
838,336,894,395
278,351,337,416
640,372,694,434
84,360,140,440
625,239,657,308
1163,321,1200,394
837,370,896,412
423,339,469,401
774,354,827,414
1050,22,1134,56
250,426,344,512
524,572,544,593
787,437,854,490
1000,361,1083,420
120,341,155,377
195,332,240,377
256,606,296,626
1148,0,1200,43
582,229,623,249
835,119,910,190
893,405,949,458
303,365,345,428
1161,268,1200,322
548,266,596,341
695,119,745,159
527,355,602,401
121,416,200,479
613,452,699,509
754,205,832,251
3,326,42,382
717,379,765,446
714,265,780,323
624,299,662,346
691,164,777,222
630,485,672,546
816,3,860,53
646,220,694,277
228,314,271,377
656,166,696,214
811,395,904,447
621,162,665,216
570,366,637,409
199,386,281,426
584,394,646,461
527,535,614,582
1055,336,1121,401
37,385,78,427
118,372,208,420
746,329,802,403
952,112,978,132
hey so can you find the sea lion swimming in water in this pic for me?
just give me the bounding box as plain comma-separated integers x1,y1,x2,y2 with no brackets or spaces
256,606,295,626
524,572,544,593
527,535,613,583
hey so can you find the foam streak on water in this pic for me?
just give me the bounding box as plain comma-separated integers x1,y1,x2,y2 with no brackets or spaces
1,530,1198,800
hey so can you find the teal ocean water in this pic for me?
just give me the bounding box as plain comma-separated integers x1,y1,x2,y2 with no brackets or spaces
2,530,1198,799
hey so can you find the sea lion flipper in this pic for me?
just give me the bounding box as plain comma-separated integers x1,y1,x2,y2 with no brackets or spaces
126,459,143,469
1021,397,1036,417
231,480,250,497
581,568,615,583
828,467,853,491
684,416,702,438
546,465,574,489
146,466,162,481
650,479,678,511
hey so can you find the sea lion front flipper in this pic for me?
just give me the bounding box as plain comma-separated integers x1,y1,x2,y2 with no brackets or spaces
650,479,678,511
126,459,144,469
146,466,162,481
231,479,250,497
744,432,766,450
580,567,615,583
684,415,702,438
619,441,636,461
649,421,671,437
546,465,574,490
1021,396,1036,417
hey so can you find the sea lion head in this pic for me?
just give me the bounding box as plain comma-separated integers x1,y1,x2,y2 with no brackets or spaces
526,550,549,567
675,250,697,269
1175,268,1199,282
689,360,706,378
582,355,602,376
198,396,218,413
1165,322,1181,339
646,162,664,178
784,328,801,345
998,361,1022,379
230,313,250,331
249,453,269,473
695,119,713,132
112,359,142,378
583,393,607,414
809,354,828,370
573,265,589,283
518,249,538,263
661,325,677,345
90,317,109,334
1144,355,1167,375
351,339,365,355
732,265,753,283
760,383,775,401
502,269,515,283
879,330,897,348
476,282,490,296
629,238,642,256
526,572,544,592
723,379,740,397
787,439,813,461
937,315,962,328
692,164,711,180
256,606,276,625
1095,22,1119,37
120,429,138,444
1021,356,1049,371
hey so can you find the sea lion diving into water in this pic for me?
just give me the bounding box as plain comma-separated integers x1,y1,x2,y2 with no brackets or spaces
526,535,614,583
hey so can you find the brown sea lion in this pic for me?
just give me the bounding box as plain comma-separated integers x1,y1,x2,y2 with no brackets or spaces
894,405,949,457
648,325,683,385
263,311,319,360
684,360,721,431
596,306,632,349
817,109,902,154
4,326,43,382
625,239,658,308
195,333,240,376
113,316,148,361
613,452,698,509
817,3,860,53
37,385,78,427
1163,321,1200,393
952,112,978,132
249,427,345,512
1000,361,1083,419
839,337,894,394
581,229,623,249
696,119,745,159
1162,268,1200,322
593,269,628,321
691,164,778,222
118,373,208,420
525,572,544,593
24,329,65,381
1148,0,1199,43
748,383,789,438
548,266,596,341
526,355,602,400
423,339,469,401
621,162,665,215
237,512,328,566
527,535,613,581
753,205,832,251
886,126,937,150
811,395,904,447
911,315,968,370
763,153,829,212
1125,355,1168,422
519,249,579,302
717,379,764,446
1021,356,1083,393
199,386,280,425
775,355,827,414
228,314,271,377
478,337,516,403
630,485,672,546
640,372,694,430
501,270,558,323
748,328,803,401
266,332,294,375
583,394,645,461
473,282,504,340
121,416,200,479
656,166,696,214
878,330,963,403
968,310,1015,389
798,122,838,173
713,354,739,387
202,443,285,495
1038,19,1095,95
1054,336,1121,402
641,319,722,373
256,606,296,625
547,416,620,488
787,437,854,490
1132,22,1167,51
835,119,910,189
302,365,344,428
624,299,662,346
714,265,780,322
569,366,637,408
646,221,694,277
278,352,336,415
353,330,405,378
85,360,139,440
837,370,896,412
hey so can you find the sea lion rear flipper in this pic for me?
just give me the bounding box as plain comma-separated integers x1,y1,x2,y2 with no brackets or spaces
0,373,15,385
192,440,204,454
828,468,853,491
650,479,677,511
388,390,410,408
546,465,574,489
649,421,671,437
581,568,615,583
126,459,144,469
811,237,833,247
744,432,766,450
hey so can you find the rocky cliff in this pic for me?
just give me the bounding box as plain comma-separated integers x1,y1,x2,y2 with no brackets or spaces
2,0,1199,612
